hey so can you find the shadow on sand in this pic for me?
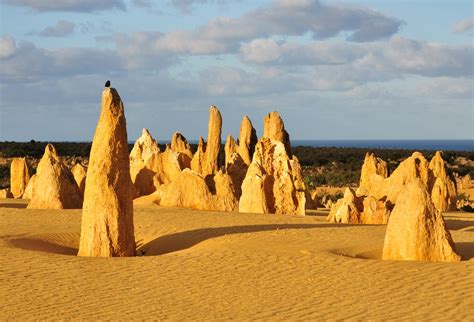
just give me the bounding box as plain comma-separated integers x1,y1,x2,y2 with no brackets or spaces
455,242,474,261
9,222,473,261
444,219,474,231
0,202,28,209
10,238,77,255
138,223,338,256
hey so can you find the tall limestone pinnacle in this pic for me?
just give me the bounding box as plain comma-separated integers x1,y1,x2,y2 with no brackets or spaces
204,105,222,176
237,116,258,165
191,106,222,177
10,157,30,198
78,87,136,257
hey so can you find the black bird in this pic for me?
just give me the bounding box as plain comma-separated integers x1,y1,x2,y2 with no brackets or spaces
104,80,110,87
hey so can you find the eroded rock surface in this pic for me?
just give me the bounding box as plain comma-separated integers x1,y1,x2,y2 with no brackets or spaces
10,157,30,198
78,87,135,257
27,144,83,209
382,180,460,262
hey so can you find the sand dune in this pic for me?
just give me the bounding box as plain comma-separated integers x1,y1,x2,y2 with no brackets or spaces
0,199,473,320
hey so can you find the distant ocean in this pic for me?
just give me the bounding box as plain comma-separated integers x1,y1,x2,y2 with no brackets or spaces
156,139,472,151
290,140,473,151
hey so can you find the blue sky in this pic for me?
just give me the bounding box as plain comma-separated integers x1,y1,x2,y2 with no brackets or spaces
0,0,473,141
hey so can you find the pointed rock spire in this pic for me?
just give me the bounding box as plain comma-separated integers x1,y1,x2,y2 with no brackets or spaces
263,111,291,155
171,132,193,159
27,144,83,209
237,115,257,165
78,87,135,257
382,179,460,262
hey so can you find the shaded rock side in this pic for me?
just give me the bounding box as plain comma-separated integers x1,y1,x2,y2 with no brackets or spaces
237,116,258,165
0,188,13,199
191,137,206,175
224,116,258,200
78,87,135,257
27,144,83,209
224,135,237,167
171,132,193,158
382,179,460,262
130,128,160,196
225,152,248,199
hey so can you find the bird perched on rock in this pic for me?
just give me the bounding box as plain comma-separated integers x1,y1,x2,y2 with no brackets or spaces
104,80,110,87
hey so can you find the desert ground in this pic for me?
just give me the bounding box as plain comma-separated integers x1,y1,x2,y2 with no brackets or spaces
0,199,472,320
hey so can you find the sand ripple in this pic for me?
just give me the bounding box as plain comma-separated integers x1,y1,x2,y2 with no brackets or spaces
0,202,473,319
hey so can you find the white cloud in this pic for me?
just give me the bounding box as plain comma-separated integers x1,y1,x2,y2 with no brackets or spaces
132,0,153,8
3,0,125,12
116,0,402,58
241,37,474,78
0,35,16,59
38,20,75,37
1,1,471,140
417,77,474,99
169,0,241,13
0,36,123,82
360,37,473,77
240,38,365,65
453,18,474,33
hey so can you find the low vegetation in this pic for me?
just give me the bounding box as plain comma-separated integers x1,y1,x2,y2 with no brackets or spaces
0,141,472,189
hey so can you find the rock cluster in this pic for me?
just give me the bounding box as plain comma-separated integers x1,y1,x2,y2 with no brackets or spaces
328,150,457,224
454,173,472,189
382,179,460,262
10,157,30,198
130,109,305,215
326,188,363,224
27,144,83,209
138,107,240,212
239,112,306,215
78,87,135,257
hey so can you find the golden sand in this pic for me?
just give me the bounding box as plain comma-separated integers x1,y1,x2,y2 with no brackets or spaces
0,199,473,320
